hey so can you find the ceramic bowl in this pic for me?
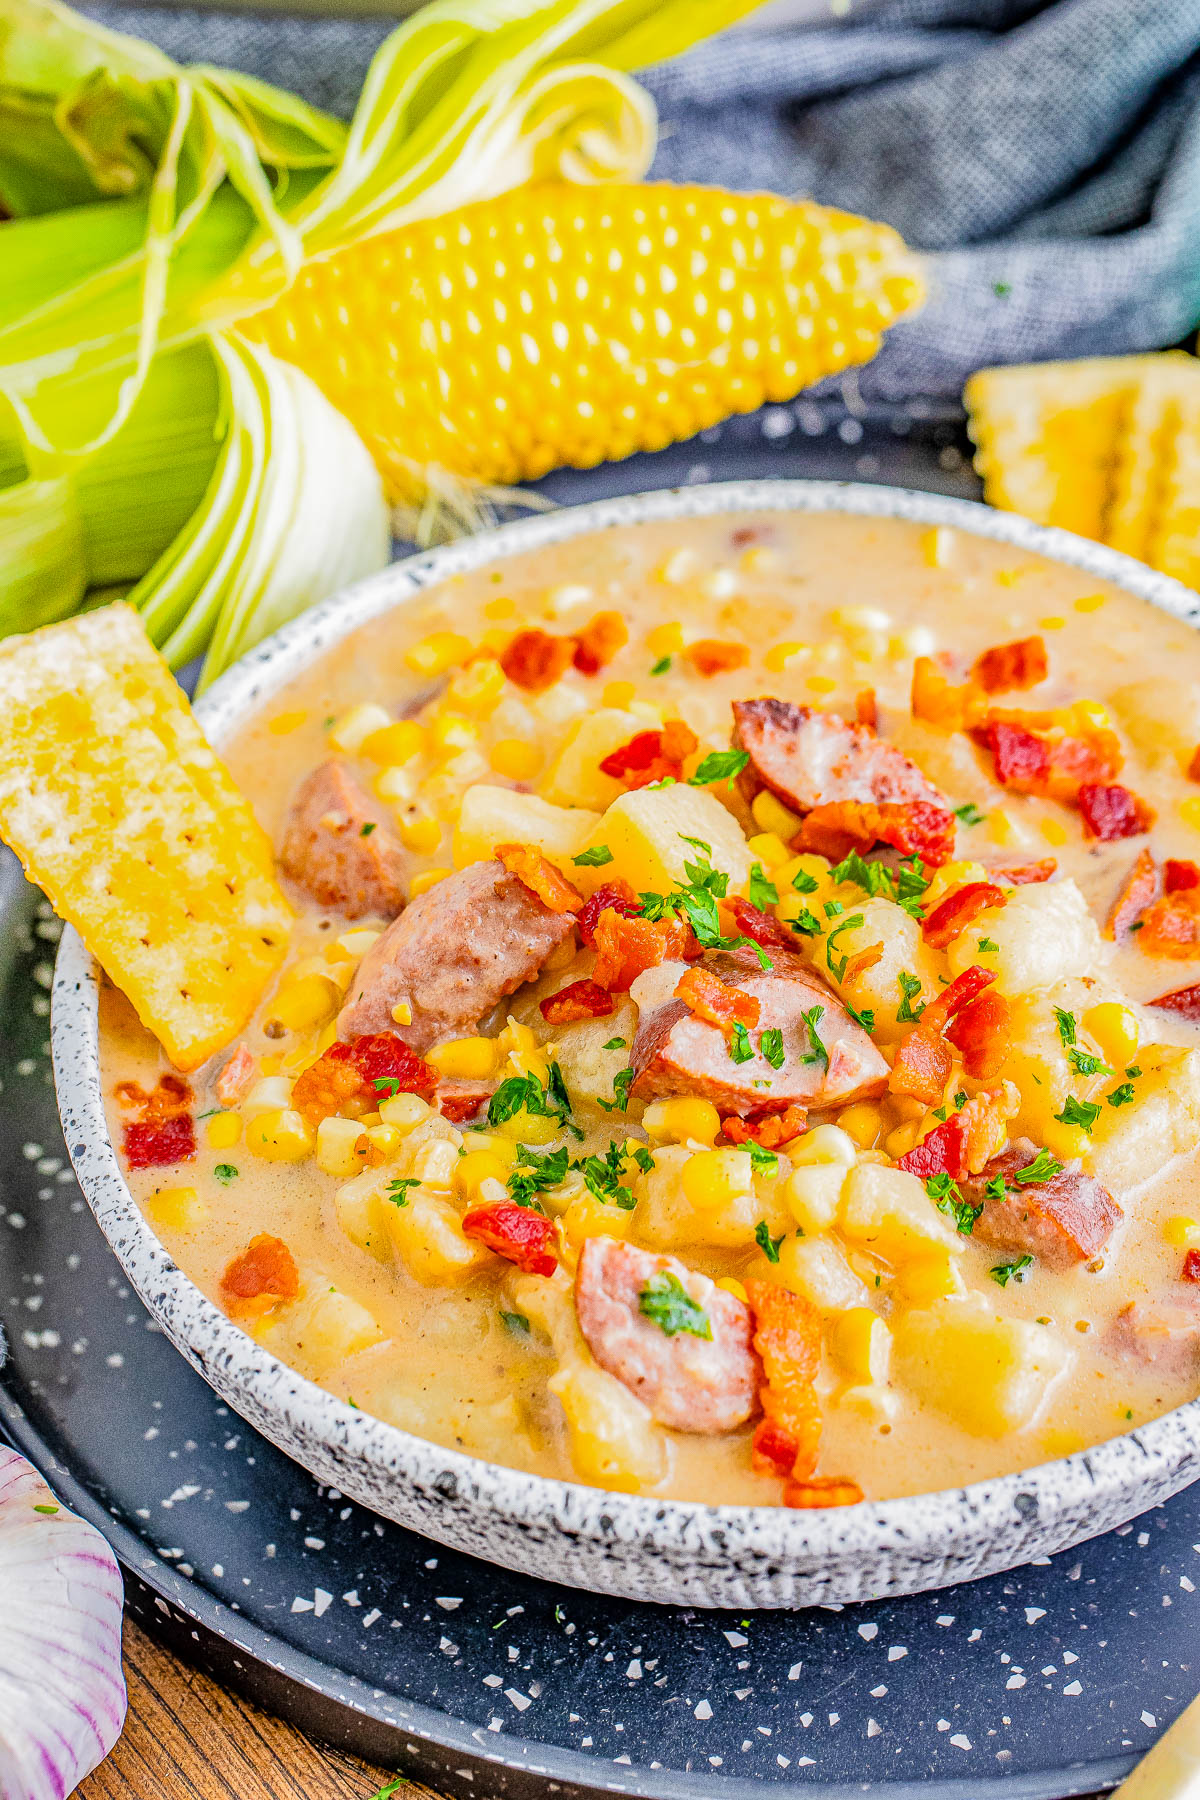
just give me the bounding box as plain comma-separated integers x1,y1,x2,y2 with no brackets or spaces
52,480,1200,1609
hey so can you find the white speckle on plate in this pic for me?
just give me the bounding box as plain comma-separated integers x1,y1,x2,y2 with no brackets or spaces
867,1719,882,1738
694,1700,713,1721
436,1596,463,1611
506,1690,531,1712
1007,1675,1026,1690
1142,1712,1157,1728
857,1622,878,1641
362,1609,381,1627
1024,1606,1046,1624
950,1734,972,1751
1063,1681,1083,1696
723,1630,748,1648
787,1663,801,1681
887,1645,908,1662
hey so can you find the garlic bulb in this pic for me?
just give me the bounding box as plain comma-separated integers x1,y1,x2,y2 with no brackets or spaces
0,1446,126,1798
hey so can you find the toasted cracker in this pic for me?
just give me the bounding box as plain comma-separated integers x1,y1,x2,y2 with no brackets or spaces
0,605,292,1070
1104,361,1200,562
1146,369,1200,590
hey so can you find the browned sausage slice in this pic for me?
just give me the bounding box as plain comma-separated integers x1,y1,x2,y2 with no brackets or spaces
280,760,408,919
962,1138,1122,1269
630,946,888,1116
338,859,576,1051
574,1238,761,1433
1109,1293,1200,1378
732,698,948,815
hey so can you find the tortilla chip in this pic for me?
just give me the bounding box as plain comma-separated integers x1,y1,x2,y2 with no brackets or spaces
0,605,293,1070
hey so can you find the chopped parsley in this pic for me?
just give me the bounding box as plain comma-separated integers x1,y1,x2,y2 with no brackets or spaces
499,1309,530,1335
845,1000,875,1034
748,863,779,910
896,970,926,1023
1053,1007,1077,1049
799,1004,828,1069
954,1090,968,1110
1013,1148,1062,1185
1126,1065,1142,1079
760,1026,785,1070
688,748,750,789
573,844,613,867
385,1176,420,1207
953,802,987,826
1054,1095,1101,1134
828,849,929,920
729,1022,755,1065
631,1145,656,1174
985,1173,1008,1202
213,1163,238,1185
824,899,844,919
993,279,1012,298
575,1140,637,1210
825,912,865,982
638,839,775,968
746,1140,780,1177
1106,1082,1136,1107
489,1065,580,1138
506,1144,570,1209
754,1219,784,1262
1068,1047,1112,1078
360,821,377,837
977,936,999,953
602,1036,627,1051
650,654,672,675
374,1076,402,1097
791,867,820,895
790,906,824,937
990,1254,1033,1287
638,1271,712,1340
925,1171,981,1235
597,1065,635,1114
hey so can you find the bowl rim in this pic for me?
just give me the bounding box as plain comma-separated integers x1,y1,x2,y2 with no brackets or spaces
51,476,1200,1575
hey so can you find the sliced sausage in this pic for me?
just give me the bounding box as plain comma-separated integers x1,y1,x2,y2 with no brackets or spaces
280,760,408,919
574,1238,761,1433
732,698,948,815
963,1138,1122,1270
338,859,576,1051
629,945,888,1115
1109,1293,1200,1379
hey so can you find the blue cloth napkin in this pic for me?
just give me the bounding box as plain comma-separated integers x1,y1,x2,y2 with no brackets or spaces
85,0,1200,400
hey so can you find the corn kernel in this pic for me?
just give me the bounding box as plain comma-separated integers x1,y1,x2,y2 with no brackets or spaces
784,1162,847,1233
447,658,507,715
1162,1216,1200,1249
1041,1118,1090,1162
427,1036,500,1081
1040,615,1066,631
765,640,809,673
490,738,541,781
680,1147,754,1213
427,713,479,757
457,1148,512,1201
408,867,452,898
701,567,739,600
1074,593,1106,614
245,1108,314,1163
1040,817,1070,847
1181,798,1200,833
751,789,802,841
390,1001,413,1026
739,546,778,574
1066,698,1110,731
646,622,684,657
658,548,700,585
545,583,593,618
377,1092,434,1132
829,1306,891,1383
364,1122,403,1160
789,1124,857,1167
374,765,418,807
893,1249,965,1305
1082,1002,1138,1068
146,1185,206,1231
328,702,391,754
406,631,472,676
602,680,637,709
643,1096,721,1148
920,525,955,568
242,1075,293,1120
316,1116,371,1178
269,972,340,1034
205,1112,242,1150
890,625,937,659
838,1383,902,1426
923,859,987,908
462,1132,518,1166
986,809,1016,846
331,927,381,964
493,1107,560,1146
561,1190,633,1247
717,1276,749,1302
399,816,442,855
746,831,790,869
361,720,426,765
268,709,307,735
884,1122,920,1159
807,674,838,695
838,1102,883,1150
484,595,516,620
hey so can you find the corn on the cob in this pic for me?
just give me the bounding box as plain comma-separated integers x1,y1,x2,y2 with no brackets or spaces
252,182,924,506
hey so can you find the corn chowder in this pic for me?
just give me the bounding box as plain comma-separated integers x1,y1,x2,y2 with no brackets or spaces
101,512,1200,1509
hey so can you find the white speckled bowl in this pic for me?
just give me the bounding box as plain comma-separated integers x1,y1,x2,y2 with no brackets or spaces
52,481,1200,1609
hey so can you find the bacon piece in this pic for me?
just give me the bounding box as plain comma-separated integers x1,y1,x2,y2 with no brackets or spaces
674,964,761,1041
1190,745,1200,783
921,880,1007,950
1078,782,1154,841
983,719,1051,790
964,1140,1121,1270
684,639,750,678
842,943,885,984
910,657,988,732
1148,982,1200,1020
462,1200,558,1277
598,721,698,790
592,909,699,992
123,1114,196,1170
577,880,641,947
946,991,1011,1080
988,858,1057,885
292,1032,436,1124
888,1025,952,1104
494,843,583,915
1165,859,1200,893
745,1279,822,1486
855,687,878,730
920,964,997,1035
221,1234,299,1317
539,978,616,1025
971,635,1048,694
784,1474,865,1510
980,718,1123,802
722,895,795,952
795,798,956,868
499,628,576,693
572,610,628,676
1111,1294,1200,1375
1104,847,1158,941
722,1103,809,1149
1184,1250,1200,1283
215,1045,257,1108
1138,890,1200,960
115,1073,192,1122
897,1115,967,1181
436,1081,492,1124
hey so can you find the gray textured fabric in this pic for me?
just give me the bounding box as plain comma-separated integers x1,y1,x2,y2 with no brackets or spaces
85,0,1200,400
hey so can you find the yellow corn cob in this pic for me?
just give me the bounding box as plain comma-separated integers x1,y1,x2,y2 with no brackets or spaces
252,182,923,507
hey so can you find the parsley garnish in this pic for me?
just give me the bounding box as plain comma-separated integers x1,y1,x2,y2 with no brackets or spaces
791,867,819,895
799,1005,828,1069
790,906,824,937
925,1171,981,1235
597,1066,635,1114
1126,1065,1142,1078
650,655,672,675
1107,1082,1136,1107
1014,1149,1062,1184
985,1173,1007,1202
749,863,779,909
360,821,377,837
1053,1008,1077,1049
826,912,865,982
896,970,926,1022
573,845,613,867
489,1066,580,1138
977,936,999,953
824,899,844,919
632,1145,656,1174
746,1140,780,1177
688,749,750,789
214,1163,238,1185
845,1000,876,1034
953,802,987,826
638,1272,712,1339
754,1219,784,1262
954,1090,968,1110
385,1177,420,1207
506,1144,569,1209
760,1026,785,1070
990,1254,1033,1287
1068,1047,1113,1079
499,1310,530,1335
1055,1095,1101,1134
602,1036,627,1051
730,1022,755,1065
575,1140,637,1210
374,1076,402,1097
828,850,929,920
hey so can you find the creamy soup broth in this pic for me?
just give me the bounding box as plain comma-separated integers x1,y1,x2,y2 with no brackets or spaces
101,510,1200,1506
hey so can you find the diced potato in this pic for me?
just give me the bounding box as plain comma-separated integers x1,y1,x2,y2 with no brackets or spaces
946,878,1104,995
288,1285,386,1366
839,1162,960,1261
541,708,649,810
453,784,600,874
1002,979,1095,1139
549,1361,668,1492
634,1143,765,1249
1089,1046,1200,1193
1109,677,1200,772
775,1235,869,1312
560,1189,635,1247
547,999,638,1110
802,897,942,1044
783,1162,848,1234
380,1189,492,1285
572,784,753,898
893,1298,1071,1437
837,1383,902,1427
317,1115,371,1179
506,1268,579,1355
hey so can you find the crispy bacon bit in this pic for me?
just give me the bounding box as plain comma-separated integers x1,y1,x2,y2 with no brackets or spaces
842,943,885,985
855,687,878,730
1165,859,1200,893
220,1234,299,1317
215,1045,257,1107
783,1475,865,1510
722,1103,809,1150
971,635,1048,694
745,1279,822,1486
721,895,795,951
598,720,699,790
675,965,761,1042
462,1200,558,1277
592,909,699,992
910,656,986,732
684,638,750,678
292,1032,436,1124
896,1115,967,1181
577,880,641,947
920,964,997,1036
499,628,576,693
437,1084,492,1124
921,880,1007,950
1148,983,1200,1020
988,858,1057,885
958,1090,1012,1176
1138,890,1200,960
1190,745,1200,783
983,719,1051,790
540,978,616,1024
1184,1250,1200,1283
1078,782,1154,842
1105,847,1159,941
889,1026,953,1104
946,991,1011,1080
494,843,583,915
114,1073,192,1122
795,798,956,868
123,1114,196,1170
572,610,628,676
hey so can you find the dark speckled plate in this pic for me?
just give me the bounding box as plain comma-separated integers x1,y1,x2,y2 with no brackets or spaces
1,403,1196,1797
